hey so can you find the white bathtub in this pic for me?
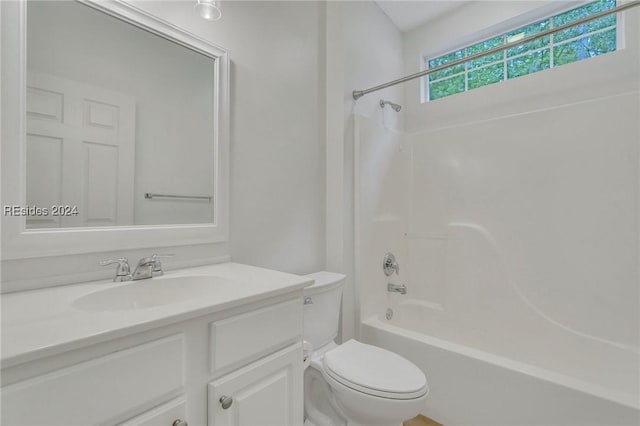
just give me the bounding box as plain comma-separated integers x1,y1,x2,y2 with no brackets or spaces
361,304,640,426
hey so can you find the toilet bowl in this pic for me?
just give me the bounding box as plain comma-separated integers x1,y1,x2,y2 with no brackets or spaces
303,272,428,426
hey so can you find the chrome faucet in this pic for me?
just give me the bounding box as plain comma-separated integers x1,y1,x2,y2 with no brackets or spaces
387,283,407,295
132,254,173,280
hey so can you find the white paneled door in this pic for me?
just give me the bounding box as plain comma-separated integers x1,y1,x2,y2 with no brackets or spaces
26,72,135,228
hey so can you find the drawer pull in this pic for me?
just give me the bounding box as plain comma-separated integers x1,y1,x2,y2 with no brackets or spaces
219,395,233,409
172,420,188,426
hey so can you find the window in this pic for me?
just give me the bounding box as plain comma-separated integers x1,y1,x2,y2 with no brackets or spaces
424,0,618,102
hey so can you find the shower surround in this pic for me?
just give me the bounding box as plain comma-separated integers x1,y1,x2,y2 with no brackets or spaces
355,90,640,424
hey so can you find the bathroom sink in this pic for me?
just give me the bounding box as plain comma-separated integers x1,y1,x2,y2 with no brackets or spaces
72,275,231,311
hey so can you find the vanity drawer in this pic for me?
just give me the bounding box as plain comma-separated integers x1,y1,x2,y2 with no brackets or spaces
209,299,302,373
119,397,186,426
2,334,185,425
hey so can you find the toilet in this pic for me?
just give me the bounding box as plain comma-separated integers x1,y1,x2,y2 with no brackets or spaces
303,272,429,426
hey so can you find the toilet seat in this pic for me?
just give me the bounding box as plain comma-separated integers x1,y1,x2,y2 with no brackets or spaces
322,340,428,400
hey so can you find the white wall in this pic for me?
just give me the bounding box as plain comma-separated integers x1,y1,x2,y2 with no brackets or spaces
325,1,404,341
169,1,327,275
2,1,327,290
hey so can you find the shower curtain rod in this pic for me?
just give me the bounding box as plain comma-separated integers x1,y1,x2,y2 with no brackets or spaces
352,0,640,100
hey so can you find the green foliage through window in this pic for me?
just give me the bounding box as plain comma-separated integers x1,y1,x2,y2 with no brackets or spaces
425,0,617,101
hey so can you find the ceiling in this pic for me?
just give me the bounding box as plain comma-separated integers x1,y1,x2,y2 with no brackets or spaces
375,1,470,33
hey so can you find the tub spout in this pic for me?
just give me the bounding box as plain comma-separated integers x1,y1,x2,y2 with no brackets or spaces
387,283,407,295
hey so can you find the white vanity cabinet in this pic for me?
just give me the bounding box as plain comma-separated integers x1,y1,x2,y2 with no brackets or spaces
1,295,304,426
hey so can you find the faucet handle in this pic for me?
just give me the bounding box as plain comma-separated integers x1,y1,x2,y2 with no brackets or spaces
100,257,132,282
150,253,174,274
151,253,174,260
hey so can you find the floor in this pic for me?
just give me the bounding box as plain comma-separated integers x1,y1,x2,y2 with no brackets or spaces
404,414,444,426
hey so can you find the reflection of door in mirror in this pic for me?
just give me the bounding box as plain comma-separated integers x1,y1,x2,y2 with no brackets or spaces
26,72,136,228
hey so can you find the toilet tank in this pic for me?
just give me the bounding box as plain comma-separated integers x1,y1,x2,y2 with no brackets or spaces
303,271,346,350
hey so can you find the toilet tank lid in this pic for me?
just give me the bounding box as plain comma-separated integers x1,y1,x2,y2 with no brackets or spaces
303,271,346,293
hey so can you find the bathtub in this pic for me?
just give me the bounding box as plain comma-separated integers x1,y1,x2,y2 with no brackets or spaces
361,301,640,426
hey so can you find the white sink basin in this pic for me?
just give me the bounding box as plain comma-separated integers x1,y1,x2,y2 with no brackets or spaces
72,275,231,311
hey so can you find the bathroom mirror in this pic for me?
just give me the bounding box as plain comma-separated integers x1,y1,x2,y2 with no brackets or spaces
27,1,216,228
1,0,229,258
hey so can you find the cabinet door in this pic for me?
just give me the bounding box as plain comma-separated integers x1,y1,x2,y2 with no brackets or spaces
208,343,302,426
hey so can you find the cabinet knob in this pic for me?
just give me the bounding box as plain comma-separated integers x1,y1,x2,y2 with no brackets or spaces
219,395,233,409
172,420,188,426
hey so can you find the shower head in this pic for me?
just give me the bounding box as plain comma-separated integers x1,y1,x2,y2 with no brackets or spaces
380,99,402,112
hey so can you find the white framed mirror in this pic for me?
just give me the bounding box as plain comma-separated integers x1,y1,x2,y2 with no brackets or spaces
1,0,229,259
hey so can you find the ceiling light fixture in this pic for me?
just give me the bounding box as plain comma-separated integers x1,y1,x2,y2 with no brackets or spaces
195,0,222,21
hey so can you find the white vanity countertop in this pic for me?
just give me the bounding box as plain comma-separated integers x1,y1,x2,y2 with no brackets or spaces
1,262,313,368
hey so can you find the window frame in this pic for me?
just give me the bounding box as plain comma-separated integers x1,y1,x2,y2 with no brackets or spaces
420,0,624,103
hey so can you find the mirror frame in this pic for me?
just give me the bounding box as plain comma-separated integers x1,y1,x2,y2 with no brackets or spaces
1,0,230,260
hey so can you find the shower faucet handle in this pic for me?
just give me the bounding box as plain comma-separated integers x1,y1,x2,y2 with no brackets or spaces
383,252,399,276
